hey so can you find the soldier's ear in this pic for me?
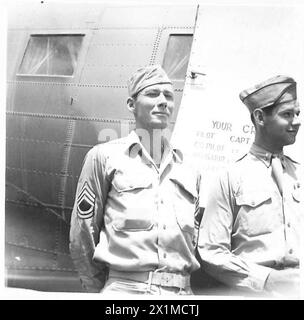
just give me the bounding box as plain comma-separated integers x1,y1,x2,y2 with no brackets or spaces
252,108,265,126
127,97,136,115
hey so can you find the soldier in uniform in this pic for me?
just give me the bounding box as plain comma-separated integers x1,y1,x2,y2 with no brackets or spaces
69,65,202,295
198,75,302,297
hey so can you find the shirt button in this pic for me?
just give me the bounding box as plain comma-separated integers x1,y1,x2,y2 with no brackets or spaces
287,222,291,228
289,249,293,254
163,253,167,259
163,225,166,230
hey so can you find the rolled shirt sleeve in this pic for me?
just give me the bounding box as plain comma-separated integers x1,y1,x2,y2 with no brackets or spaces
198,172,272,292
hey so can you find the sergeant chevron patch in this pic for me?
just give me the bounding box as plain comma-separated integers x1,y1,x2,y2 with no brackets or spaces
77,182,96,219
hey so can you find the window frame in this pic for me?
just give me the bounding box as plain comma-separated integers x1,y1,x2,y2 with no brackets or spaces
16,33,85,78
161,33,194,83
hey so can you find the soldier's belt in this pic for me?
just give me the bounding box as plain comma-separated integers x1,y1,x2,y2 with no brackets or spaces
108,269,190,289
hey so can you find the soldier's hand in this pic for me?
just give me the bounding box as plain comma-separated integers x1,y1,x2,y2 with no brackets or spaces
264,268,300,297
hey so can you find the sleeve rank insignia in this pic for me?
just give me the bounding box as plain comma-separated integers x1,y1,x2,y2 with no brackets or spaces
77,182,96,219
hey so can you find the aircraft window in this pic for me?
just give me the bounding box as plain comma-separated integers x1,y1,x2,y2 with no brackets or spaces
162,34,193,81
18,35,84,76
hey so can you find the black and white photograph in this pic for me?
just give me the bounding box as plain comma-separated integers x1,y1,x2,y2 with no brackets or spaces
2,0,304,303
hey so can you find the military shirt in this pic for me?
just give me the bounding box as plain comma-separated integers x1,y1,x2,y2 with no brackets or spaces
70,131,201,292
198,143,303,292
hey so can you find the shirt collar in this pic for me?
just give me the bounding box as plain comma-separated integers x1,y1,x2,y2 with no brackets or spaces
249,143,285,168
125,130,183,163
124,130,141,150
172,148,183,164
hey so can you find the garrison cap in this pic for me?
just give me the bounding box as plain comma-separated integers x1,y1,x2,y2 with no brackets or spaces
127,65,172,97
239,75,297,113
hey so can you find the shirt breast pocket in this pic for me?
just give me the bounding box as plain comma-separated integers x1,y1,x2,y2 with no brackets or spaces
170,178,197,235
235,191,276,237
111,170,153,232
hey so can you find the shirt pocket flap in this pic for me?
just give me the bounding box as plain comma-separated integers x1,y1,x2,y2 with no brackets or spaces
112,171,152,192
113,218,153,231
235,190,271,208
